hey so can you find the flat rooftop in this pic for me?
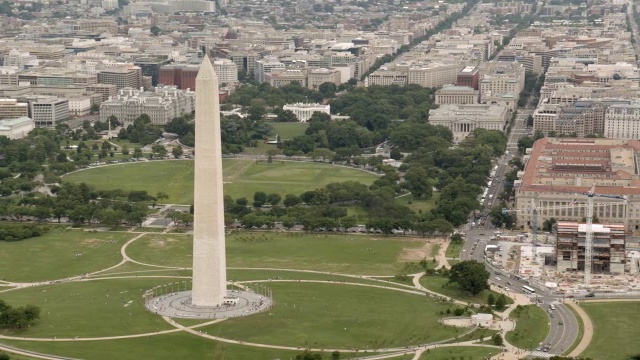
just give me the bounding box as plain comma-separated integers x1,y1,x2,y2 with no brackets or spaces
520,138,640,196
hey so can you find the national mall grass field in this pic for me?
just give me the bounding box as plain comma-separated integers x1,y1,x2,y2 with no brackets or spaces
582,301,640,360
0,225,492,359
63,159,377,204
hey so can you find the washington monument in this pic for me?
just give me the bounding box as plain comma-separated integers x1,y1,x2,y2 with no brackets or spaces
191,55,227,307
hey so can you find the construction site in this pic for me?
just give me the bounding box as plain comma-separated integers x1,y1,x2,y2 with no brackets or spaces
491,138,640,295
486,226,640,295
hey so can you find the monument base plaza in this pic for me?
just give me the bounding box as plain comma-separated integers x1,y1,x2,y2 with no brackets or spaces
145,289,273,320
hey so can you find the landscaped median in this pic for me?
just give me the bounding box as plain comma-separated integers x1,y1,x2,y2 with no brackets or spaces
505,304,549,350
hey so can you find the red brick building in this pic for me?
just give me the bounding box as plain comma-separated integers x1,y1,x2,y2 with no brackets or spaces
456,66,480,90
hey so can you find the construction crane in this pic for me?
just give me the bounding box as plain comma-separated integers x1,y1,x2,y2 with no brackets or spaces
502,185,625,287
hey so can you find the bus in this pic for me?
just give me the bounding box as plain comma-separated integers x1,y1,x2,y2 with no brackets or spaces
522,285,536,295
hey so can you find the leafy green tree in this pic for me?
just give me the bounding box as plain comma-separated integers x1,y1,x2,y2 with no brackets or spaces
495,294,507,310
156,192,169,205
151,144,167,158
253,191,267,207
172,145,183,159
267,193,281,206
403,166,432,199
492,333,504,346
133,147,143,158
275,109,298,122
450,233,464,243
448,260,489,295
296,350,322,360
487,293,495,306
283,194,302,207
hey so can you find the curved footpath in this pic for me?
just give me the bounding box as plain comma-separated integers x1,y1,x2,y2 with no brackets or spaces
0,230,543,360
566,301,594,358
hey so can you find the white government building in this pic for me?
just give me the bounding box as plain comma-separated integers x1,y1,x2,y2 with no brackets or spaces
282,103,330,122
0,116,34,139
99,86,195,126
604,103,640,139
428,104,510,143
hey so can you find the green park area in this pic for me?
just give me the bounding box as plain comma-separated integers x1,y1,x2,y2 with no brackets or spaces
582,301,640,360
0,228,128,282
270,122,309,140
0,333,309,360
505,305,549,350
63,159,377,204
419,274,512,305
395,193,440,215
444,240,463,259
126,231,427,275
200,282,462,349
0,279,174,338
418,346,501,359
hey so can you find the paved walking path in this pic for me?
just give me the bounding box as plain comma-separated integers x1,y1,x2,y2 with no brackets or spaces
488,284,532,360
412,272,467,305
435,239,451,270
566,301,593,357
0,229,534,360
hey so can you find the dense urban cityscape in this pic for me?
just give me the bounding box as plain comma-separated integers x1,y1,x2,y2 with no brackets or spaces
0,0,639,359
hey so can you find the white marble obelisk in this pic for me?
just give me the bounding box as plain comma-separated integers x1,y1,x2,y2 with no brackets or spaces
191,55,227,307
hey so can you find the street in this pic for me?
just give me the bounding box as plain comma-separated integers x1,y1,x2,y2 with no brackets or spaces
459,228,580,356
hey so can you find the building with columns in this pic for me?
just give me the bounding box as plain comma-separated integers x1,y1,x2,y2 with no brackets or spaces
435,85,480,105
604,103,640,139
282,103,330,122
428,104,510,143
0,116,34,139
515,138,640,231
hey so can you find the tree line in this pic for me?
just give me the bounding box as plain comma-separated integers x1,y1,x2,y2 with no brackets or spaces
0,183,161,230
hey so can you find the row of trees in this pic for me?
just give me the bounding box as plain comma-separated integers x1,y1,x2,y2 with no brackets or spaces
361,0,481,79
0,183,159,227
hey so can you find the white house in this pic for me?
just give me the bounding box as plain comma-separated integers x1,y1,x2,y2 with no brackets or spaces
282,103,330,122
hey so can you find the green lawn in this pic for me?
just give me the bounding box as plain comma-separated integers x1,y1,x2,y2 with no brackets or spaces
228,269,409,289
0,279,175,338
445,241,464,259
418,346,500,360
270,122,309,139
126,232,426,275
582,301,640,360
419,275,513,305
0,228,131,282
63,160,377,204
200,282,464,349
441,328,499,344
505,305,549,350
395,193,439,214
0,333,315,360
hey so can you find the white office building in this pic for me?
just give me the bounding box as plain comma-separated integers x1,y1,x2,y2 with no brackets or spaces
213,59,238,84
604,103,640,139
254,56,285,83
0,116,34,139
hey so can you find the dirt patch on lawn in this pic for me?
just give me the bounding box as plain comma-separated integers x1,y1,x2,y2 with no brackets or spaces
147,236,181,248
398,238,446,261
80,238,103,246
